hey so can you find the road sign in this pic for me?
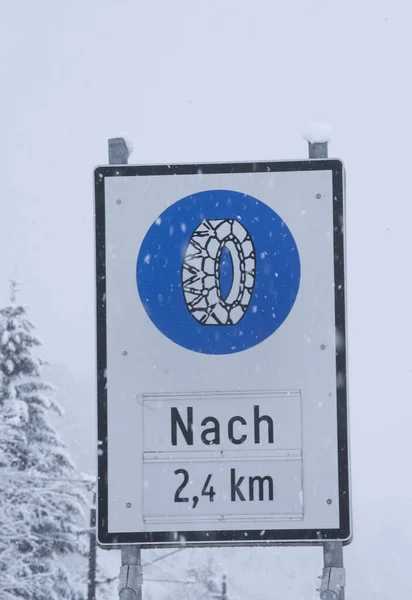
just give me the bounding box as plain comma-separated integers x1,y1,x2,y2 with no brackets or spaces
94,160,350,547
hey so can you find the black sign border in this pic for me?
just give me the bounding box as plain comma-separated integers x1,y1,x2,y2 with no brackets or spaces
94,159,350,547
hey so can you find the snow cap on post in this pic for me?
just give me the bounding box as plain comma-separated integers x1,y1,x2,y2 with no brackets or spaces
303,122,332,159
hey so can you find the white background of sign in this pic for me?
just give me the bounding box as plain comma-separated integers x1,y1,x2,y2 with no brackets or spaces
102,168,341,538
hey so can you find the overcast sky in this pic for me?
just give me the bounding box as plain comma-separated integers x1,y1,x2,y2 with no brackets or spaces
1,1,412,598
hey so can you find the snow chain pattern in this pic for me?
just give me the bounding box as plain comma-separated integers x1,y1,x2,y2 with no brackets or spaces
182,219,256,325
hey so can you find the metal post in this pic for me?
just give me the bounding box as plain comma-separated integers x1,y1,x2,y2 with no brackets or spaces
308,141,328,159
87,492,97,600
108,137,142,600
319,542,345,600
119,546,143,600
108,138,131,165
307,133,346,600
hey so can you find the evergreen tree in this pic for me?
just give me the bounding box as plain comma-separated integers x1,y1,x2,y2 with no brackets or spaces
187,557,222,600
0,282,87,599
156,555,222,600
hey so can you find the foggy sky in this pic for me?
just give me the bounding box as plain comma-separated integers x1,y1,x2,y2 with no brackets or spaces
1,1,412,598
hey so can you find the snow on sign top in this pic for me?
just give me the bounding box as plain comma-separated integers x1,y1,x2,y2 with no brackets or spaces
94,159,351,548
303,122,333,144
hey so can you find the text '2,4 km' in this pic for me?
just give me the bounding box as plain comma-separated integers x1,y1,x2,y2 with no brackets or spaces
174,468,275,509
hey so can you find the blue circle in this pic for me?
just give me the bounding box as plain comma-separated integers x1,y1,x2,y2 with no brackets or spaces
136,190,300,354
219,246,233,301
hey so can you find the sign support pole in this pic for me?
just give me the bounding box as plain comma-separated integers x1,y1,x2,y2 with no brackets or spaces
108,137,143,600
87,491,97,600
319,542,345,600
307,136,346,600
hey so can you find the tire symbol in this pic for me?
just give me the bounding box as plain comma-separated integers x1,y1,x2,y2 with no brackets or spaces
182,219,256,325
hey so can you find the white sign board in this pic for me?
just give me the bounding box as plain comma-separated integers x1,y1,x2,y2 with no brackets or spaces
94,160,350,546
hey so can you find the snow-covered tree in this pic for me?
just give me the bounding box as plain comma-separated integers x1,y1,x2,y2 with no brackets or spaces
153,555,223,600
0,282,87,600
187,557,222,600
